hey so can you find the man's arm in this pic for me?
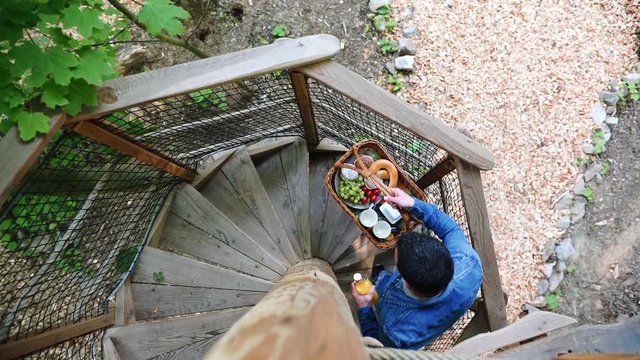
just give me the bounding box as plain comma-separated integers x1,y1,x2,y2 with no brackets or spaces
357,306,380,338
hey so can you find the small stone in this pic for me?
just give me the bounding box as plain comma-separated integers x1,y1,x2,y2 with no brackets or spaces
573,175,585,195
571,197,587,223
542,262,555,278
598,91,619,106
622,72,640,84
594,220,608,226
549,271,565,292
368,0,391,12
557,216,571,230
385,62,397,76
584,163,602,182
523,303,541,314
530,296,547,308
589,284,602,291
582,143,595,155
556,261,567,272
554,191,574,210
398,38,417,56
605,105,617,116
402,24,419,38
556,238,575,261
600,123,611,141
538,279,550,294
394,55,415,72
542,240,555,262
592,104,607,125
605,116,619,126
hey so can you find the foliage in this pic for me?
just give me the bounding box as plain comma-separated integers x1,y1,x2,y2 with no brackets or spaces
189,89,228,110
407,140,426,153
153,271,165,283
573,156,591,169
378,38,398,55
115,246,139,273
0,0,193,141
592,129,607,155
616,81,640,110
385,74,404,93
583,185,594,202
271,24,289,38
353,134,374,142
545,292,561,311
370,5,397,32
57,246,84,273
599,162,610,176
565,264,577,274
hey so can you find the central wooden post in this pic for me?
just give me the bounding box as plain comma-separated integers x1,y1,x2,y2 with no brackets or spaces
205,259,367,360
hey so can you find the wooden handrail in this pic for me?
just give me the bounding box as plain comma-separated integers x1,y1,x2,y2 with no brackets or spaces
295,61,495,171
291,72,319,145
67,34,341,124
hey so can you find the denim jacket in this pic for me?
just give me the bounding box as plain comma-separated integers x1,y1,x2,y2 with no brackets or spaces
357,199,483,350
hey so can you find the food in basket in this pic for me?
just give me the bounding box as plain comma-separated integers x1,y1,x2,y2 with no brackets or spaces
359,155,374,168
340,167,359,181
369,159,398,187
338,176,366,204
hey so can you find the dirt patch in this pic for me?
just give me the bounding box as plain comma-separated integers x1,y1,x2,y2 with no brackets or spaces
557,102,640,324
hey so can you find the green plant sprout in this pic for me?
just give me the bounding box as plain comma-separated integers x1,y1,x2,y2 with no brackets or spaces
545,292,561,310
599,162,610,176
385,74,404,93
573,156,592,169
190,89,229,110
378,38,398,55
271,24,289,38
57,246,84,273
592,129,607,155
153,271,165,283
583,185,594,202
565,264,577,274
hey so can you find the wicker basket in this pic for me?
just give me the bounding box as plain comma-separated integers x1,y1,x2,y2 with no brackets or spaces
325,140,427,249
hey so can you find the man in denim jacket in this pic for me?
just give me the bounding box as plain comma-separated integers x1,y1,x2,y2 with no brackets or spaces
352,188,483,350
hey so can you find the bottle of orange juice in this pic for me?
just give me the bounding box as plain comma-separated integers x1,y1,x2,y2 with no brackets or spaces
353,273,379,305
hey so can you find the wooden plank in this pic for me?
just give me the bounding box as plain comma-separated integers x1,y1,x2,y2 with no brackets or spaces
296,61,495,170
0,114,66,207
453,300,491,345
147,190,176,248
0,312,114,360
68,34,340,123
326,218,364,264
254,138,311,260
416,156,456,189
455,158,508,330
448,311,577,356
310,138,349,153
205,259,368,360
115,277,136,326
555,355,640,360
131,247,275,291
199,147,298,267
309,152,343,259
71,121,195,181
108,307,248,360
291,72,319,146
103,336,122,360
246,136,298,159
154,330,229,360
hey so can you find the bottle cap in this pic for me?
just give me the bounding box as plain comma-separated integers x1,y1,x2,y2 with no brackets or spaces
353,273,363,282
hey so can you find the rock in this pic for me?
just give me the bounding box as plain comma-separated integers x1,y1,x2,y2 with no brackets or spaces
600,123,612,141
538,279,550,294
530,296,547,308
402,24,419,38
622,72,640,84
605,105,617,116
542,262,555,278
373,16,387,31
394,55,415,72
571,197,587,223
592,104,607,125
582,143,595,155
556,261,567,272
542,240,556,262
605,116,619,126
598,91,619,106
556,238,575,261
554,191,574,210
369,0,391,12
557,216,571,231
549,271,564,292
589,283,602,291
398,38,417,56
573,175,585,195
385,62,398,76
584,163,602,182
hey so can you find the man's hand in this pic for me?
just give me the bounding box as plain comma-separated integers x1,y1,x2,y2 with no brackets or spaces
383,187,415,209
351,282,376,308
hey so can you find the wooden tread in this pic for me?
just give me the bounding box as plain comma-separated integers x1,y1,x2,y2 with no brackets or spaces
254,138,312,260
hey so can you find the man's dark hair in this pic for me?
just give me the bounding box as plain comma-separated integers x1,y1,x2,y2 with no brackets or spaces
396,232,454,297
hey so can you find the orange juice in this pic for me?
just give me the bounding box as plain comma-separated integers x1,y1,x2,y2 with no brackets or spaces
353,273,379,305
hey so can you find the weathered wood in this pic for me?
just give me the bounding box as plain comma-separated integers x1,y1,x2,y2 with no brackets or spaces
199,147,298,266
192,149,236,189
147,190,176,248
449,311,577,356
332,235,385,271
115,277,136,326
132,283,266,320
70,121,195,181
154,330,229,360
131,247,274,292
309,153,343,258
555,355,640,360
205,259,368,360
103,336,122,360
0,114,66,207
254,138,311,259
247,136,298,159
416,156,456,189
455,158,508,330
296,61,495,170
291,72,319,146
326,219,365,264
0,312,115,360
108,307,248,360
67,35,340,123
310,138,349,153
454,300,490,345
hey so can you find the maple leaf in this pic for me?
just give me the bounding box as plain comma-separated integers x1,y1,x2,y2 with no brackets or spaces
61,7,105,38
16,111,49,141
138,0,190,37
64,79,98,116
73,48,118,86
10,44,78,87
42,81,69,108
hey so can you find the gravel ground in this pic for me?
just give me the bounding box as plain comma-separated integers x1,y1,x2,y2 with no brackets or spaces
392,0,637,320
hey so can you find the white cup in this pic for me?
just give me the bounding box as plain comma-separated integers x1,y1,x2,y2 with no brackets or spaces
373,221,392,239
359,209,378,228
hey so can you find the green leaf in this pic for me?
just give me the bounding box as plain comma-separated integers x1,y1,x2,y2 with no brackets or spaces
16,111,49,141
271,25,288,38
64,79,98,116
12,45,79,87
138,0,190,37
74,48,118,85
61,6,105,37
42,81,69,108
153,271,165,283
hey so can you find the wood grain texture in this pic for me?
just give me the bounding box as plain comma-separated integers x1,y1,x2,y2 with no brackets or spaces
555,355,640,360
254,138,311,260
0,114,66,207
169,183,287,277
199,147,297,267
115,277,136,326
68,34,340,122
310,138,349,153
103,336,122,360
132,283,266,320
246,136,298,159
192,149,236,189
108,307,248,360
131,247,274,291
455,158,507,331
291,72,319,145
70,121,195,180
448,311,577,356
332,235,385,271
453,300,490,346
416,156,456,189
154,330,229,360
325,217,364,264
0,312,114,360
147,190,176,248
205,259,368,360
296,61,495,170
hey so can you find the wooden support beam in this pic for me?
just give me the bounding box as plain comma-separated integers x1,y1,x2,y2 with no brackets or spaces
70,121,195,181
146,189,176,248
310,138,349,153
291,72,319,146
114,277,136,326
454,158,508,331
0,114,66,207
296,61,495,170
205,259,367,360
416,156,456,189
0,312,115,359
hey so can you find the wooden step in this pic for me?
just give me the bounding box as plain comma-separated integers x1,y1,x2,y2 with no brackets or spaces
107,307,248,360
254,138,311,260
309,152,362,261
332,235,386,271
163,184,285,279
199,146,298,266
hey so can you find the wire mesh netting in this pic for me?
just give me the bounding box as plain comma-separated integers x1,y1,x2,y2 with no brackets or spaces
0,130,179,345
23,329,103,359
